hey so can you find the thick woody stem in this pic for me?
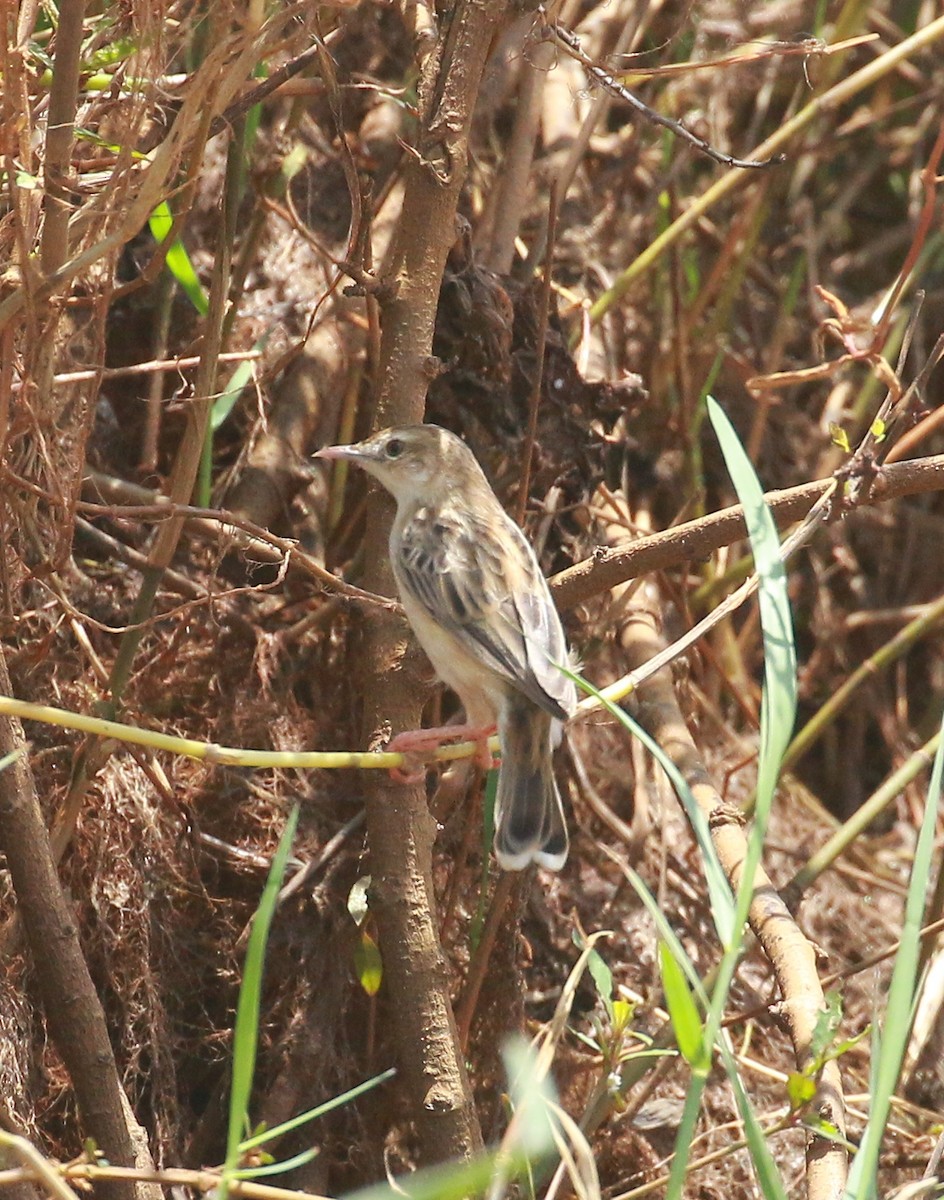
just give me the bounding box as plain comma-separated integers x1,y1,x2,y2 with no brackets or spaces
353,0,514,1167
0,652,157,1200
550,454,944,612
623,613,847,1200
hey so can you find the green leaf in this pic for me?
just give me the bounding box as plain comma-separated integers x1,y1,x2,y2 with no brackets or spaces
281,143,309,183
809,991,843,1064
86,38,136,71
611,997,634,1035
727,1062,789,1200
585,943,614,1020
787,1072,817,1110
353,930,383,997
223,807,300,1196
209,334,268,433
707,397,796,820
829,422,851,452
823,1026,870,1065
658,941,706,1069
149,200,209,315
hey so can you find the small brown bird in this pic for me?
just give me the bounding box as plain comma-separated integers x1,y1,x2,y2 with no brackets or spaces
316,424,576,870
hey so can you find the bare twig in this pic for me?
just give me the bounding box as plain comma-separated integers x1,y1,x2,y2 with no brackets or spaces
0,652,157,1200
514,184,558,526
587,14,944,322
550,453,944,611
542,13,784,170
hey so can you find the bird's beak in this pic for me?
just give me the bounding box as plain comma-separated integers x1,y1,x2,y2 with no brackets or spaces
314,443,363,462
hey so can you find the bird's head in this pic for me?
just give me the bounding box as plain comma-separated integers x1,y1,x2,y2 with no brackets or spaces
315,424,477,506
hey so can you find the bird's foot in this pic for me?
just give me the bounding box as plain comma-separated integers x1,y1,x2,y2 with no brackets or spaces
387,723,498,784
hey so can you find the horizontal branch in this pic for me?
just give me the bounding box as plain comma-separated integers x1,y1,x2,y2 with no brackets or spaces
0,695,489,770
550,453,944,611
8,454,943,773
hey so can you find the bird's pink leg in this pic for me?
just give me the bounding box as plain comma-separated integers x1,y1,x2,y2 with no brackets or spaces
387,723,498,783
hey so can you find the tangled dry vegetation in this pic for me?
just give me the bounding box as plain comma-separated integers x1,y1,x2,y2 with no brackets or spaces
2,0,944,1198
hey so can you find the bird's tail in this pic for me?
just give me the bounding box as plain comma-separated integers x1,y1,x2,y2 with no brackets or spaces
494,703,568,871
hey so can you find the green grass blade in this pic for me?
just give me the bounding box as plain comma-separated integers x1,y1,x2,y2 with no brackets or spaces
619,858,787,1199
0,749,24,772
843,707,944,1198
223,806,300,1193
564,665,736,946
231,1146,321,1179
149,200,209,316
659,941,707,1069
239,1067,397,1151
705,397,797,811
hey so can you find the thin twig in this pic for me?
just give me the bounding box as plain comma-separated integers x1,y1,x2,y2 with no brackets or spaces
515,183,558,527
542,15,784,170
455,872,518,1050
34,350,263,387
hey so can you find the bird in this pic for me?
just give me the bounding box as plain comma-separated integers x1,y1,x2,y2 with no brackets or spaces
315,423,577,870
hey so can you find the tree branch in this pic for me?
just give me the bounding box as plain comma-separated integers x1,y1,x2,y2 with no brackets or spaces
348,0,519,1167
0,651,158,1200
551,453,944,611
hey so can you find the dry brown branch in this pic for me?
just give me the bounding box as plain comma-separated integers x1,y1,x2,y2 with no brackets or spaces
550,453,944,611
0,652,157,1200
623,612,847,1199
38,0,85,276
340,0,524,1167
0,20,279,334
78,471,397,610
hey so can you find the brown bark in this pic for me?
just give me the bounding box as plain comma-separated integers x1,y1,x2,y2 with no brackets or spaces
623,614,848,1200
0,651,156,1200
349,0,517,1168
550,453,944,612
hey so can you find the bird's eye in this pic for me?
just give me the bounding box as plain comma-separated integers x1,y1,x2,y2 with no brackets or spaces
385,438,404,459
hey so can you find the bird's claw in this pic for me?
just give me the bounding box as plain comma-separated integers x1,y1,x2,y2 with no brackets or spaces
385,723,498,784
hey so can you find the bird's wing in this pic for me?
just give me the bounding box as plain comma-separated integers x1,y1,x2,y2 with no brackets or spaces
394,505,575,721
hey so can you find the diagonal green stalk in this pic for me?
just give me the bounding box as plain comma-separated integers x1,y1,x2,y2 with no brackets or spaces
221,806,300,1198
785,595,944,771
589,16,944,323
788,731,941,898
842,712,944,1198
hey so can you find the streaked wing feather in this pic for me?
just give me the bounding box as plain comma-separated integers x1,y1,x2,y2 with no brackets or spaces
513,584,576,717
395,506,571,720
